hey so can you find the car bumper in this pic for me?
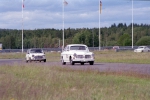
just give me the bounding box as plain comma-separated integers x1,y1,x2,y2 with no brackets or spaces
72,58,94,63
30,59,46,61
30,56,46,61
134,50,142,52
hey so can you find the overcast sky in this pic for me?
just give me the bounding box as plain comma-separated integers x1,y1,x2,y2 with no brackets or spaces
0,0,150,29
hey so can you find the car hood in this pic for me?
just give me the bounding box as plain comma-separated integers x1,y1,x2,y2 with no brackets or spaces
135,48,143,50
29,53,45,56
69,50,93,55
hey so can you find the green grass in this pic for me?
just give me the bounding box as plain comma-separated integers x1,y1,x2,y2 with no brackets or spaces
0,64,150,100
0,51,150,99
0,52,25,59
94,50,150,64
0,52,60,62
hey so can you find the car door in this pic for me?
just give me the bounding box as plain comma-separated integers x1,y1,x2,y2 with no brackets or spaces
26,49,30,60
61,46,69,62
65,46,70,62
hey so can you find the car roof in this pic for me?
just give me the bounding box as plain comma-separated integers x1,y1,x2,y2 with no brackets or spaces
66,44,87,46
28,48,43,50
138,46,147,47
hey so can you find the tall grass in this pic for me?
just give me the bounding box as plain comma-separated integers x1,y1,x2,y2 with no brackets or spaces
95,50,150,64
0,51,150,99
0,52,25,59
0,64,150,100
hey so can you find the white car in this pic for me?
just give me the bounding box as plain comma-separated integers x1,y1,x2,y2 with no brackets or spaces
61,44,94,65
113,46,119,50
26,48,46,62
134,46,150,53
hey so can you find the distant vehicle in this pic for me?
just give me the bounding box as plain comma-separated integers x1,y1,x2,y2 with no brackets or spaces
113,46,119,49
61,44,94,65
134,46,150,53
26,48,46,62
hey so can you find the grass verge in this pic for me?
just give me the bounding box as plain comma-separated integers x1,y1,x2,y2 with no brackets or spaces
0,64,150,100
95,50,150,64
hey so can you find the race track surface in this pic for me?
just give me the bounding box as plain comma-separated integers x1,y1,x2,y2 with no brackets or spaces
0,59,150,75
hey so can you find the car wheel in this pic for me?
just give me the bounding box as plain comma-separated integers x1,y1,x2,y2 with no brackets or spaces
26,60,28,63
89,61,94,65
61,57,66,65
81,62,84,65
44,59,46,62
70,57,74,65
29,57,32,62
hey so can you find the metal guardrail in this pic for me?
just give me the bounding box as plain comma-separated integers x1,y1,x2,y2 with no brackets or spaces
0,46,142,53
0,46,150,53
0,48,62,53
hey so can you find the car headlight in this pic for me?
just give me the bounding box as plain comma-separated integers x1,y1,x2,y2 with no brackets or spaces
73,53,77,58
92,53,94,58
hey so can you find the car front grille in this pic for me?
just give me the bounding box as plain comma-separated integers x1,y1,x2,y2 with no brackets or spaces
77,55,91,59
77,55,84,58
35,56,43,59
85,55,91,58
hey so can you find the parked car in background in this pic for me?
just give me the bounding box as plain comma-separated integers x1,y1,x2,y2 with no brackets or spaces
134,46,150,53
112,46,120,52
113,46,119,50
61,44,94,65
26,48,46,62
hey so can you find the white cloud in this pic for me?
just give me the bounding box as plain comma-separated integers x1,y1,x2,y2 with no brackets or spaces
0,0,149,29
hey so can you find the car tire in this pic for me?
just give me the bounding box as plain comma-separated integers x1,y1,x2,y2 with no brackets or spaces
70,57,74,65
29,57,32,62
81,62,84,65
61,58,66,65
44,59,46,62
62,61,66,65
89,61,94,65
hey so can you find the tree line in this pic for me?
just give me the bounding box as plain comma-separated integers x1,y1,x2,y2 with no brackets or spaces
0,23,150,49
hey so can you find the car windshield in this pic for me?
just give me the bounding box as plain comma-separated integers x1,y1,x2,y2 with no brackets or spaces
70,46,86,50
30,49,43,53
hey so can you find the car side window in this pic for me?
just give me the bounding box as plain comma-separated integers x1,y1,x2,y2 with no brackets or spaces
86,46,89,52
79,46,86,50
63,46,67,51
66,46,69,51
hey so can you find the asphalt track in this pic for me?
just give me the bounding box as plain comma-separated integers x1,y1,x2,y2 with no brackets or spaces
0,59,150,75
